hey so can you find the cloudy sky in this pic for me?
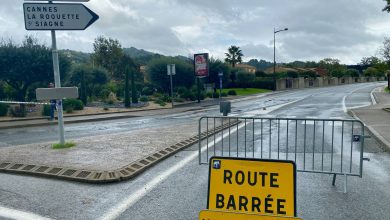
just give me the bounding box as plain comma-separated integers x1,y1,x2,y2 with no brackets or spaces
2,0,390,64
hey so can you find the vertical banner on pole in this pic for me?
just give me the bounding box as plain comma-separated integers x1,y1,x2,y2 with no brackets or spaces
194,53,209,103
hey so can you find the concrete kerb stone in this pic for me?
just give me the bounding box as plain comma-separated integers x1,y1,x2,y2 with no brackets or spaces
0,120,241,183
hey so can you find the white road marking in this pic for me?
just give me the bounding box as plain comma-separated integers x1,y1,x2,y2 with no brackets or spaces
0,206,52,220
99,123,247,220
370,87,378,105
342,84,380,113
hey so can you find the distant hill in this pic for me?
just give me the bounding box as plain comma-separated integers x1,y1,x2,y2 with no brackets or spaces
59,47,191,66
60,49,91,64
123,47,156,58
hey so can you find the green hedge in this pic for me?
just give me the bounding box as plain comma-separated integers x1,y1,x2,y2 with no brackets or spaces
0,103,9,116
63,99,84,111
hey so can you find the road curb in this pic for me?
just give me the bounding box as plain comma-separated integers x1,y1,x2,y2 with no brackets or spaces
0,114,140,130
0,120,240,183
348,110,390,152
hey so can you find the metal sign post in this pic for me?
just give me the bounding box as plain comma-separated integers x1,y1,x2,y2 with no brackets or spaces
167,64,176,108
24,0,98,145
218,71,223,99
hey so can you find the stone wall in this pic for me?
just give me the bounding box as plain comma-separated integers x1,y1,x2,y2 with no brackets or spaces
275,76,385,91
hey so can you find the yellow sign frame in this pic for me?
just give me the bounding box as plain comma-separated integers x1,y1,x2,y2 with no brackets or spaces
207,157,297,217
199,210,302,220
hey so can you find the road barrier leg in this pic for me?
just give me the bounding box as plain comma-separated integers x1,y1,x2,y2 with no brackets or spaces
332,174,337,186
344,174,348,193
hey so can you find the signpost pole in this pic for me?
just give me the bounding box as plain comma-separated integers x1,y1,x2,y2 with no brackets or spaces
51,29,65,145
218,71,223,99
197,77,201,103
169,65,174,108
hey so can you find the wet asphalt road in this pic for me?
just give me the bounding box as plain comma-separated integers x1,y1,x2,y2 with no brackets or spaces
0,82,389,220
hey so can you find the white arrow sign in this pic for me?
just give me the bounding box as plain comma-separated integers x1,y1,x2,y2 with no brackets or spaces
23,3,99,30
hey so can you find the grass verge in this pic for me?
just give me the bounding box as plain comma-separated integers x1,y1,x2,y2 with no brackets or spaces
52,142,76,149
385,86,389,93
222,88,271,96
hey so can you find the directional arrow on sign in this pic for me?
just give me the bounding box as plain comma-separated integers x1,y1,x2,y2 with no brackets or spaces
23,3,99,30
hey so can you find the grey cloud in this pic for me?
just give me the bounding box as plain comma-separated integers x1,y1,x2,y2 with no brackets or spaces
1,0,390,64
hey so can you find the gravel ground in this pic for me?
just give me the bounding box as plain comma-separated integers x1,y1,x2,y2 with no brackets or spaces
0,120,198,171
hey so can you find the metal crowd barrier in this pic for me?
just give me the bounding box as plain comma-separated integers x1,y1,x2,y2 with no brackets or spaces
198,117,365,193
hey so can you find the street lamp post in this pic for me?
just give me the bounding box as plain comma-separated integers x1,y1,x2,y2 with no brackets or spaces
273,27,288,91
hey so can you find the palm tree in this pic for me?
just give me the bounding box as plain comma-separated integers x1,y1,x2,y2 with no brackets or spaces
225,45,244,67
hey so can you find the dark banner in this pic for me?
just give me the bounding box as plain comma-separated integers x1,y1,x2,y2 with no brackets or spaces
194,53,209,77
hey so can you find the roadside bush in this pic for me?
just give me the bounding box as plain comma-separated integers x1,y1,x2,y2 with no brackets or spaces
236,72,256,88
10,105,26,117
42,104,51,116
105,92,117,105
141,86,154,96
173,97,185,103
221,92,227,97
176,87,188,95
199,92,206,100
99,89,111,100
0,103,9,116
227,90,237,96
65,107,73,114
181,91,196,101
212,91,220,98
63,99,84,111
154,99,166,106
140,96,149,102
206,92,213,98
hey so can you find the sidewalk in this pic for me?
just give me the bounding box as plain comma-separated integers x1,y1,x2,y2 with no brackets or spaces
350,87,390,152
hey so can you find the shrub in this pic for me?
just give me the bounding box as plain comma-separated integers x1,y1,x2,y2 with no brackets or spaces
212,91,220,98
65,107,73,113
154,99,166,106
63,99,84,111
100,89,111,100
42,104,51,116
140,96,149,102
206,92,213,98
103,107,109,111
161,94,171,102
173,97,185,103
176,87,188,95
227,90,237,96
181,91,195,101
105,92,117,105
10,105,26,117
141,86,154,96
0,103,9,116
221,92,227,97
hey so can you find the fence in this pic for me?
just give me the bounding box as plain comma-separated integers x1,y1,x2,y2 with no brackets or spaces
198,117,365,193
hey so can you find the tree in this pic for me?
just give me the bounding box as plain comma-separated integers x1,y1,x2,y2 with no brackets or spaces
344,69,360,77
360,56,381,66
147,57,194,92
208,58,231,85
68,64,109,104
0,36,71,102
363,67,380,77
383,0,390,12
319,58,347,77
92,36,124,78
225,45,243,67
236,72,255,88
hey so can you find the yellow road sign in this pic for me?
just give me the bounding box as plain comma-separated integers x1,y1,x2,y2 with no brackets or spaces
208,157,296,217
199,210,302,220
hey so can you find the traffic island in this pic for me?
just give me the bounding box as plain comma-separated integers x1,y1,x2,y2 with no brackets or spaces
0,120,239,183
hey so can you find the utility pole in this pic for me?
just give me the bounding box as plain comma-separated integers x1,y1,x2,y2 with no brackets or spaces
273,27,288,91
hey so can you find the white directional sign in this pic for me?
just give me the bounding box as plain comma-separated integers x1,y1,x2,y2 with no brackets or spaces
36,87,79,100
23,3,99,30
